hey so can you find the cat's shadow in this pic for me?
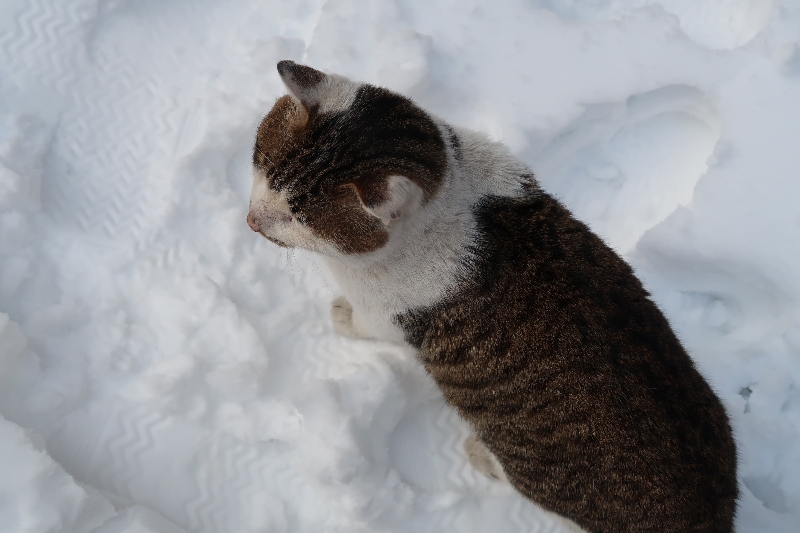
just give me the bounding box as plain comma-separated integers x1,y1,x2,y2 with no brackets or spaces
353,349,581,533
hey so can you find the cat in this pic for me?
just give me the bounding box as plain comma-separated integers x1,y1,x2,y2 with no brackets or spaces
246,60,739,533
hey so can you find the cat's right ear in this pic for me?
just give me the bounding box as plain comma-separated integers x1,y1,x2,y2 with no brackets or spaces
345,175,423,225
277,60,326,111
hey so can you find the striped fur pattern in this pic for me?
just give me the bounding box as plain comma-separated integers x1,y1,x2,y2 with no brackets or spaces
247,61,738,532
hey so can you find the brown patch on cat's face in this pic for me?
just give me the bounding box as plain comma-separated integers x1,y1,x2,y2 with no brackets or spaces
253,95,307,169
249,64,447,256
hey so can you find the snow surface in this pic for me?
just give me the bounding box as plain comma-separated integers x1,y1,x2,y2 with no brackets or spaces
0,0,799,531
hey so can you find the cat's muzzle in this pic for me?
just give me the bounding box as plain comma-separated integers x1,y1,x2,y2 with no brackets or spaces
246,211,292,248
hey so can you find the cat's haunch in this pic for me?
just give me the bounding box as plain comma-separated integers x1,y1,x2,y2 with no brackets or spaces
248,61,738,533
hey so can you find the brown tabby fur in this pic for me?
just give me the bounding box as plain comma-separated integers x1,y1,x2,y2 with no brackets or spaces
397,191,739,532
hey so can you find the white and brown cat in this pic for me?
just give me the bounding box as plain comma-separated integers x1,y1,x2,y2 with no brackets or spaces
247,61,738,533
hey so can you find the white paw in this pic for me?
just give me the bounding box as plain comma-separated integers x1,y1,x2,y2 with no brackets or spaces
330,296,370,339
464,433,505,481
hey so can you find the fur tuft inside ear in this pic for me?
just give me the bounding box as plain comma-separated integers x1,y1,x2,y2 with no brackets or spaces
277,60,326,109
349,175,423,225
277,61,362,116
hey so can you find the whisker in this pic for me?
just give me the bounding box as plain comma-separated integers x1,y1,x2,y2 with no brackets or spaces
283,248,297,293
300,250,333,300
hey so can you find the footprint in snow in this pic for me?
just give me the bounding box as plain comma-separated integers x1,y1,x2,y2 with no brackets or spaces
532,84,722,255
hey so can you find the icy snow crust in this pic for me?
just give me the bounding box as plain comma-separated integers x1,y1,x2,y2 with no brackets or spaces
0,0,799,531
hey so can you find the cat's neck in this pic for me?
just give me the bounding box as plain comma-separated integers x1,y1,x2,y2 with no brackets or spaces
323,124,532,341
324,165,475,314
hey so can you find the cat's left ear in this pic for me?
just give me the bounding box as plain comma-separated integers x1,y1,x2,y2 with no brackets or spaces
347,175,423,225
277,60,326,110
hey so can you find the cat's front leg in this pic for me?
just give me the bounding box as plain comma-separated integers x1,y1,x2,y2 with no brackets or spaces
464,433,506,481
330,296,371,339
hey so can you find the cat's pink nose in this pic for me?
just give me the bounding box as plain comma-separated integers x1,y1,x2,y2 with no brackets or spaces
246,212,260,232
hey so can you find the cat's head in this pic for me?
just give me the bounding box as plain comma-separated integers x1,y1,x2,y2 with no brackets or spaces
247,61,447,257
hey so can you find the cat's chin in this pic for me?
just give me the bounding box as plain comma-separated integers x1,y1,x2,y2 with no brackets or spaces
261,233,290,248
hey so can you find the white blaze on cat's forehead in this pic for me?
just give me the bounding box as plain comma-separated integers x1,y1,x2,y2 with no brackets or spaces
249,167,268,210
277,60,362,115
249,167,291,214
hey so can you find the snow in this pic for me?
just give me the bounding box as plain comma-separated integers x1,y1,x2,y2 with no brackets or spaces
0,0,798,531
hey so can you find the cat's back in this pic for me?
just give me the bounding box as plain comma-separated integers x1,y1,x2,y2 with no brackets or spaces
397,185,738,532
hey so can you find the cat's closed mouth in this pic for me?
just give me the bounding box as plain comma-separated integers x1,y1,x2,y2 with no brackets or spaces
262,234,289,247
254,226,290,248
247,211,292,247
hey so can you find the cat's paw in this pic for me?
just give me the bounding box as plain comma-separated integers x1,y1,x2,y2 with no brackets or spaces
330,296,370,339
464,434,505,481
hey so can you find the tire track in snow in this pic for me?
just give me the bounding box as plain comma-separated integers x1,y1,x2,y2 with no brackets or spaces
185,441,260,533
48,45,185,241
184,438,309,533
45,395,314,533
100,405,168,498
6,0,201,243
183,455,219,533
0,0,95,93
